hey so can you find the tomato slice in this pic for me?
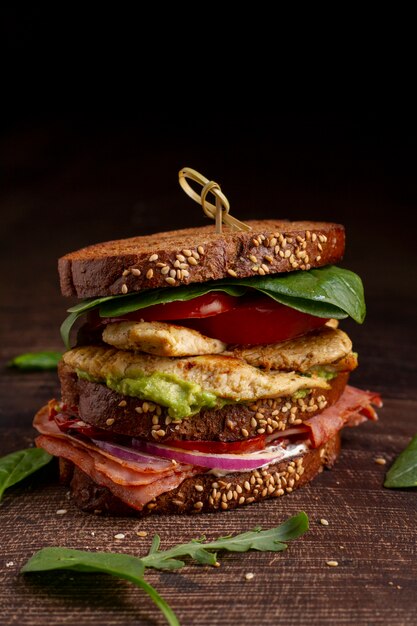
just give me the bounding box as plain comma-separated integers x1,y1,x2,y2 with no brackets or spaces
167,435,266,454
93,290,327,345
97,292,238,325
54,413,104,438
179,294,328,345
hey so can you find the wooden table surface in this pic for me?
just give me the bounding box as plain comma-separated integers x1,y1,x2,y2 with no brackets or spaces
1,119,416,625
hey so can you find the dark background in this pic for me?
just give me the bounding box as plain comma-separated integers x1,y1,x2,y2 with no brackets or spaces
1,13,417,625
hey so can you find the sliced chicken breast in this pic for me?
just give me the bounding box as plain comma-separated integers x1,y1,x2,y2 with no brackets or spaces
230,327,352,372
63,346,330,401
103,321,226,356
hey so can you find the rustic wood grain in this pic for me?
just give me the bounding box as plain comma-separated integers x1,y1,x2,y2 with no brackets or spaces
1,123,416,625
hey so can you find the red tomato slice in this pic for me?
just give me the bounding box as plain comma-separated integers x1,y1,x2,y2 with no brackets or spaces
98,292,238,324
54,414,99,437
94,290,327,344
180,294,327,344
167,435,266,455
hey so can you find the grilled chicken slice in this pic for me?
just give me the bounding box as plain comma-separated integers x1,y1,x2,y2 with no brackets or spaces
63,346,330,401
102,321,226,356
230,327,353,372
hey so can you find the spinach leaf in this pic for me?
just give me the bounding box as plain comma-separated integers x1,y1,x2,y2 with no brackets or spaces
8,352,62,371
99,284,247,316
21,512,308,626
384,435,417,488
233,266,365,324
0,448,53,501
59,312,83,352
21,548,178,625
67,295,118,314
21,547,146,578
60,266,365,348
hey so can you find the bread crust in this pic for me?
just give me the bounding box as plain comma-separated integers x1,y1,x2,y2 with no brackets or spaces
62,433,341,516
58,220,345,297
59,361,348,443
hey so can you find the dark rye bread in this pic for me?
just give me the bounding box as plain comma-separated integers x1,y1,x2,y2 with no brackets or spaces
60,433,341,516
59,361,349,443
59,220,345,298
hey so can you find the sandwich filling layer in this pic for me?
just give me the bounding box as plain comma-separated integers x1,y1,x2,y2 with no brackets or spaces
63,347,339,419
45,323,373,512
34,385,381,511
63,326,354,419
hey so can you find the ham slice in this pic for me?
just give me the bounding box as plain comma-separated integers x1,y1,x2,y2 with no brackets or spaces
302,385,381,448
34,405,199,510
36,435,197,510
34,405,176,474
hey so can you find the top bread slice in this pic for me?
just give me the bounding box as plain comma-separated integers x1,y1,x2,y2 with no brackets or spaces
59,220,345,298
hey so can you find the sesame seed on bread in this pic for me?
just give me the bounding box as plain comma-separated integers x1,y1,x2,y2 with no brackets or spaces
58,220,345,298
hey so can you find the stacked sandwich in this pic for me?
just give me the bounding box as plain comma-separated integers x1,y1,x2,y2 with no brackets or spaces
34,220,381,515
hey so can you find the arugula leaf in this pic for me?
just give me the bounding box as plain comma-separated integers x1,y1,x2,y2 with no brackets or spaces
148,534,161,555
384,435,417,488
60,266,365,348
8,352,62,371
0,448,53,501
21,512,308,626
142,511,309,570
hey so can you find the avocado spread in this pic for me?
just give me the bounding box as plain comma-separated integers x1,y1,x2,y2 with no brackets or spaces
292,388,310,400
76,369,218,419
304,366,338,381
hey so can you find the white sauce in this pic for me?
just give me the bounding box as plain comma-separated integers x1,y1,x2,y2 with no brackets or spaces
207,441,309,477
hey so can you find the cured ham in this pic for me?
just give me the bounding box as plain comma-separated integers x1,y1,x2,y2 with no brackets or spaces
33,405,199,510
34,406,176,474
270,386,381,449
36,435,197,510
302,386,381,448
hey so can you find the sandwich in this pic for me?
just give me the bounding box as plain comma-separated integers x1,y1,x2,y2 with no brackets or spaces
33,219,381,515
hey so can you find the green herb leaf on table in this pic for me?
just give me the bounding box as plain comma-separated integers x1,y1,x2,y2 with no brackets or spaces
384,435,417,488
0,448,53,501
21,548,177,625
142,510,309,570
60,266,366,348
8,352,63,371
21,512,309,626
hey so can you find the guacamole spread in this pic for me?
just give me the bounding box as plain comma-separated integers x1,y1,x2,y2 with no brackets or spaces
76,369,218,419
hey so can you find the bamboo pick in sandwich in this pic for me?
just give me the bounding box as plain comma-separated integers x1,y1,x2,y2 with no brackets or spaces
178,167,251,234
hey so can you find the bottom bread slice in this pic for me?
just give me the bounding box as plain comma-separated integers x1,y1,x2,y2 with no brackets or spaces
60,433,341,516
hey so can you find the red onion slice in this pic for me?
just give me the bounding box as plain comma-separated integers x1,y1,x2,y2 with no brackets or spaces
132,438,307,471
91,439,174,471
